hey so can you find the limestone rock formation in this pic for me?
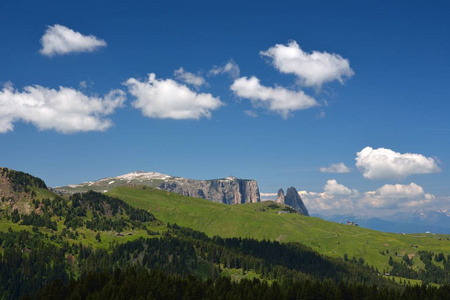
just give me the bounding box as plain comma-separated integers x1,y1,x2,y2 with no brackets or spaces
276,188,285,204
275,186,309,216
159,176,260,204
285,187,309,216
55,171,261,205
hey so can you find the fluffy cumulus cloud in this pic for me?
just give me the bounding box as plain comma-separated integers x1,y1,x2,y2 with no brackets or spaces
324,179,358,196
40,24,107,56
376,182,425,198
209,60,240,79
298,180,438,215
260,41,354,88
174,68,207,87
230,76,318,118
356,147,441,180
360,183,434,209
0,82,125,133
125,73,223,119
320,163,350,173
300,181,358,212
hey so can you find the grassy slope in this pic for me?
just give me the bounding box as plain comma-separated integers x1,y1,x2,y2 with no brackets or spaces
108,186,450,272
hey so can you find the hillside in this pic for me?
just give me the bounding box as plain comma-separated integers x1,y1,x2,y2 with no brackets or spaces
0,167,55,216
107,186,450,274
0,170,403,299
0,168,449,298
1,167,449,276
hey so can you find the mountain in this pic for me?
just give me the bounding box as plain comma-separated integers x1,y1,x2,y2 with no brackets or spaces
54,171,261,205
275,187,309,215
315,212,450,234
392,210,450,227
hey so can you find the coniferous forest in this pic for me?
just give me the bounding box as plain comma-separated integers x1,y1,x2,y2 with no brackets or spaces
0,224,449,299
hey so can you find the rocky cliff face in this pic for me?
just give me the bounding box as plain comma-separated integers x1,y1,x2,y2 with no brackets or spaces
159,176,260,204
55,171,261,205
276,187,309,216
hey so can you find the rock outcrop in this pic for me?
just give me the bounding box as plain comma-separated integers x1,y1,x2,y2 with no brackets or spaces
0,167,47,213
276,188,285,204
159,176,260,204
276,186,309,216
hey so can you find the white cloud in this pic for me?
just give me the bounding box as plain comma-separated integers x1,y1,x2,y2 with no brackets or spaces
125,73,223,119
230,76,318,118
355,147,441,180
260,192,277,200
174,68,207,87
376,182,424,198
360,183,434,209
209,60,240,79
320,163,350,173
40,24,107,56
0,82,125,133
299,180,358,212
300,189,355,212
260,41,354,88
323,179,358,196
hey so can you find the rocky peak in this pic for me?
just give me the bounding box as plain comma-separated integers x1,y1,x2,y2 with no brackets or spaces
275,186,309,216
276,188,285,204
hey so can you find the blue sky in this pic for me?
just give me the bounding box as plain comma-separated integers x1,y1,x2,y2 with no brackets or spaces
1,0,449,215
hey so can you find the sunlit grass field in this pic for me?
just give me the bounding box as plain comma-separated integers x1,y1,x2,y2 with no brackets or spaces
108,186,450,272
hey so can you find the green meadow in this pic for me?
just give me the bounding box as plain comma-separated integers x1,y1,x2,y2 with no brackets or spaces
108,186,450,272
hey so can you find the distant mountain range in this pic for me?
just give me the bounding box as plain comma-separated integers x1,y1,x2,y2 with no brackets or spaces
315,210,450,234
54,171,311,215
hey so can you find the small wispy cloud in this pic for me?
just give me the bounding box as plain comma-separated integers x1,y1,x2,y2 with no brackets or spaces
209,60,240,79
174,67,207,88
244,110,258,118
320,163,350,173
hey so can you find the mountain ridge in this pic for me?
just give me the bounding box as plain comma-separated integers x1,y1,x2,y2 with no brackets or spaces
54,170,261,205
